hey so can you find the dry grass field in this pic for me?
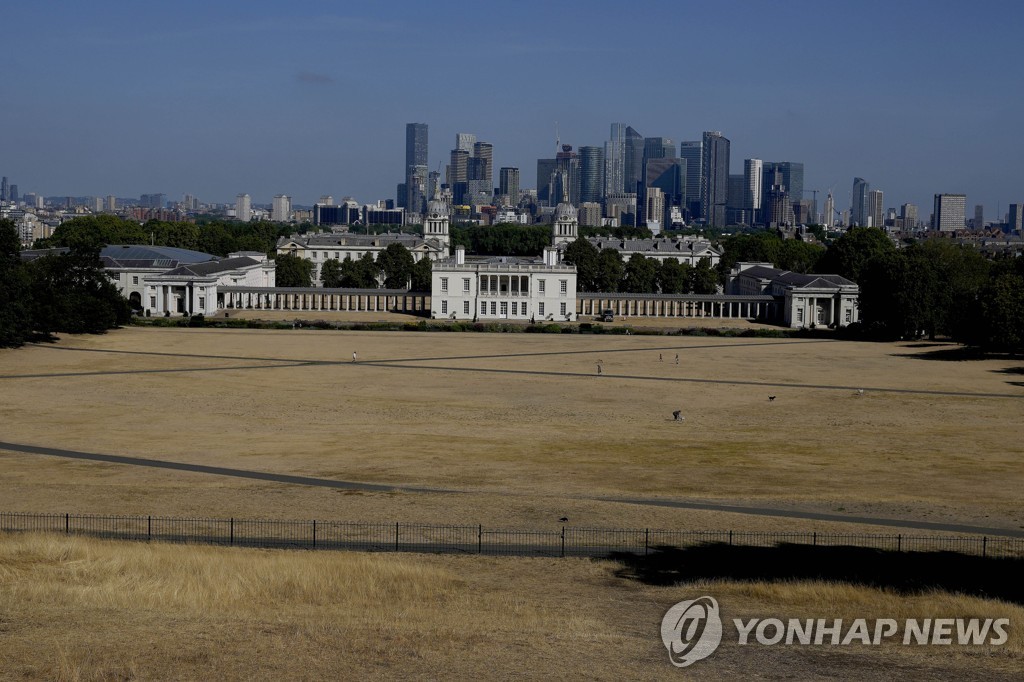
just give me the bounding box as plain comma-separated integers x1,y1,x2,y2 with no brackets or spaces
0,533,1020,681
1,325,1023,678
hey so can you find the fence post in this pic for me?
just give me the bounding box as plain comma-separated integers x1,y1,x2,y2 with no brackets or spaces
561,526,566,558
65,513,69,535
983,536,987,558
230,517,234,546
478,525,482,555
148,515,152,541
813,532,817,546
897,534,901,552
645,528,649,556
312,520,317,549
729,530,733,546
395,522,399,552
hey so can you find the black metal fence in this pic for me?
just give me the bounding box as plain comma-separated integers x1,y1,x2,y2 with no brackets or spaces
1,512,1021,559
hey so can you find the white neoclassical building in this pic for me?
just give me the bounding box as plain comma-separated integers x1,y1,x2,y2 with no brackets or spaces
583,236,723,267
728,262,859,328
145,252,275,316
277,210,449,286
431,246,577,322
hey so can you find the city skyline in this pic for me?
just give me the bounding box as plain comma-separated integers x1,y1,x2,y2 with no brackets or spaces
4,1,1023,216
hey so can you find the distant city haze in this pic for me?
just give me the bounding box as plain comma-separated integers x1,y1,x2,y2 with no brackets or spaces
5,1,1023,216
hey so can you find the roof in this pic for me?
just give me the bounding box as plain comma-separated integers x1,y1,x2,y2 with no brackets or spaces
100,245,215,263
160,256,261,277
737,264,856,289
278,232,439,249
587,237,722,256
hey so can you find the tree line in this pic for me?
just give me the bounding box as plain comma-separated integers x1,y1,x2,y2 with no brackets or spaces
561,239,720,294
275,243,432,291
1,219,129,347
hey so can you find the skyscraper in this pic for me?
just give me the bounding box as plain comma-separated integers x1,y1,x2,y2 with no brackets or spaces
455,132,476,152
933,194,966,231
974,204,984,229
553,144,580,206
680,141,703,219
868,189,884,228
823,192,835,228
761,162,804,216
499,167,520,204
0,177,7,202
604,123,626,197
643,137,675,162
468,141,493,202
1008,204,1023,234
579,146,605,204
405,123,428,212
851,178,870,226
743,159,763,220
901,203,918,229
536,157,556,205
642,157,684,226
700,131,730,226
236,194,251,222
272,195,291,222
623,126,644,196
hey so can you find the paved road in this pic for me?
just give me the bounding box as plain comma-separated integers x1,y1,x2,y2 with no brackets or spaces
3,440,1022,538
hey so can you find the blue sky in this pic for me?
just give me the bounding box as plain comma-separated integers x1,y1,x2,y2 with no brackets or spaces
5,0,1023,218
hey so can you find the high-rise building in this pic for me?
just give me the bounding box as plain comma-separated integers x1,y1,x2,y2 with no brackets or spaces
471,141,493,198
933,194,966,231
851,178,870,226
553,144,580,206
455,133,476,152
499,167,520,204
642,157,684,226
536,157,556,205
823,192,835,228
449,149,470,184
579,202,602,228
579,146,605,204
140,193,165,209
700,131,730,226
743,159,763,220
404,123,429,212
623,126,644,196
1008,204,1023,234
604,123,626,198
8,185,17,203
106,195,117,212
680,141,703,219
868,189,884,228
761,162,803,214
236,194,252,222
643,137,675,162
272,194,291,222
0,177,8,201
974,204,984,229
901,203,918,229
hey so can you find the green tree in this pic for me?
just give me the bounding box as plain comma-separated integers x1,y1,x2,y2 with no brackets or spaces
338,253,380,288
657,259,690,294
689,257,720,294
818,227,896,283
146,220,201,250
777,239,825,273
595,248,624,292
561,238,600,291
25,252,131,334
977,272,1024,353
44,215,149,252
0,219,34,346
410,257,432,291
377,243,415,289
620,254,658,293
320,258,344,288
274,254,314,287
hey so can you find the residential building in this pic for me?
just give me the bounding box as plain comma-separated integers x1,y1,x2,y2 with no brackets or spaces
933,193,967,231
235,194,251,222
868,189,884,228
701,131,730,226
499,167,520,205
271,195,291,222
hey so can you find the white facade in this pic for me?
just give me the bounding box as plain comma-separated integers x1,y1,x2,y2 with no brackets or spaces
272,195,291,222
585,236,723,267
728,262,859,328
236,194,252,222
146,253,275,316
277,232,448,286
551,201,578,247
431,246,577,322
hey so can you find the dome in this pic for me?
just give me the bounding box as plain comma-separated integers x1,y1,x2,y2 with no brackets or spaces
555,201,577,222
427,198,449,219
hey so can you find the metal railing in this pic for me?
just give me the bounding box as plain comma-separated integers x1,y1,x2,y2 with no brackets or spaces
1,512,1021,559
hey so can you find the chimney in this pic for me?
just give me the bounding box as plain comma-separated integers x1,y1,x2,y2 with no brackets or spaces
543,246,558,266
455,245,465,265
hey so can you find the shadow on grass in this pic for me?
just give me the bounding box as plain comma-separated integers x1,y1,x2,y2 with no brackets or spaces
892,346,995,362
611,543,1024,604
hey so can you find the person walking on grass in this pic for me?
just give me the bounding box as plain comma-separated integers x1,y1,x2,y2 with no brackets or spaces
352,351,357,363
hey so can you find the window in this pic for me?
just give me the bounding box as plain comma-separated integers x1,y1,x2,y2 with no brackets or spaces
560,302,567,316
512,302,518,316
463,278,470,292
538,303,545,316
199,297,205,309
150,296,156,308
559,280,567,295
441,277,448,292
490,301,496,315
501,302,508,316
796,308,804,323
464,301,470,315
334,253,339,260
442,300,448,314
132,276,139,285
481,301,487,315
538,279,546,293
845,309,852,323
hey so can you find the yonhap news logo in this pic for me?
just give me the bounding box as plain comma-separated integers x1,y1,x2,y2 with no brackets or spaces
660,596,1010,668
660,596,724,667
